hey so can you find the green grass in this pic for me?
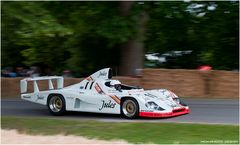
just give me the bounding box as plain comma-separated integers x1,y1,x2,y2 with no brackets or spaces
1,116,239,144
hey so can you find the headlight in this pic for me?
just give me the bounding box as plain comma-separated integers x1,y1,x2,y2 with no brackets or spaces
145,101,165,111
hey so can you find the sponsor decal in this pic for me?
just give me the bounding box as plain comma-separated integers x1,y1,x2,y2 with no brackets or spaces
98,71,107,78
99,100,116,111
108,90,118,93
145,93,157,98
128,90,144,94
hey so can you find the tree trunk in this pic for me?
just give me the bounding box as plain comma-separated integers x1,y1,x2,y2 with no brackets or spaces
119,2,147,76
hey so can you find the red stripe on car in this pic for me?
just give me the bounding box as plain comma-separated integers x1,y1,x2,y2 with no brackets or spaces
139,108,189,118
95,83,120,104
109,95,120,104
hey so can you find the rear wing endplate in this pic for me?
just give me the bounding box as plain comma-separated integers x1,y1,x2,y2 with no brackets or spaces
20,76,64,93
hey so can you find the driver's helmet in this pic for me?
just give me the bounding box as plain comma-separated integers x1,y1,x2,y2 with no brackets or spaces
110,80,121,86
110,80,122,91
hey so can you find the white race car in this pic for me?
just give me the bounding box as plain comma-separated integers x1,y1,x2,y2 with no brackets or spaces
20,68,189,118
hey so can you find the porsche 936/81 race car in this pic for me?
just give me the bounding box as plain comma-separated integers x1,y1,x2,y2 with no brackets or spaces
20,68,189,118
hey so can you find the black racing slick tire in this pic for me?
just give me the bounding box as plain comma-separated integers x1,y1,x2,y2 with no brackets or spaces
47,94,66,116
121,98,139,119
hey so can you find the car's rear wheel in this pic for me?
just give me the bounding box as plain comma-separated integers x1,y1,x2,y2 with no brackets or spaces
47,94,66,115
121,98,139,119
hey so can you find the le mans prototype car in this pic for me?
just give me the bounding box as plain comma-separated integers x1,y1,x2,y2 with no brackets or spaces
20,68,189,118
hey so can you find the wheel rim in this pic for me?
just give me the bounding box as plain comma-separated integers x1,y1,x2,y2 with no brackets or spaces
49,96,63,112
122,100,137,117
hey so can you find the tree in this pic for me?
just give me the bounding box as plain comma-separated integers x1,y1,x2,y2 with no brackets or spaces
2,2,72,74
1,1,239,77
44,2,137,76
118,1,148,76
144,1,239,70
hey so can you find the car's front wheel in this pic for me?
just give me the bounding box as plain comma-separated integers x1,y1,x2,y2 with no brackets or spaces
47,94,66,116
121,98,139,119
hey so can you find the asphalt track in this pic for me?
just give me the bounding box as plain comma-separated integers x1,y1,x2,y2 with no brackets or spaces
1,98,239,125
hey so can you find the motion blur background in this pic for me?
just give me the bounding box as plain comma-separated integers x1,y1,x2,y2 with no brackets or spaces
1,1,239,98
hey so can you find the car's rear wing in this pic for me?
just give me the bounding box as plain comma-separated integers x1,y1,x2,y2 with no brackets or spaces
20,76,64,93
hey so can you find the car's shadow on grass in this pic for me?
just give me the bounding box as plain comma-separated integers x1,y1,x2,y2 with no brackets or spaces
62,111,187,121
65,111,120,119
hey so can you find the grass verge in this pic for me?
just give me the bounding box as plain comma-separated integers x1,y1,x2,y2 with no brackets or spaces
1,116,239,144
